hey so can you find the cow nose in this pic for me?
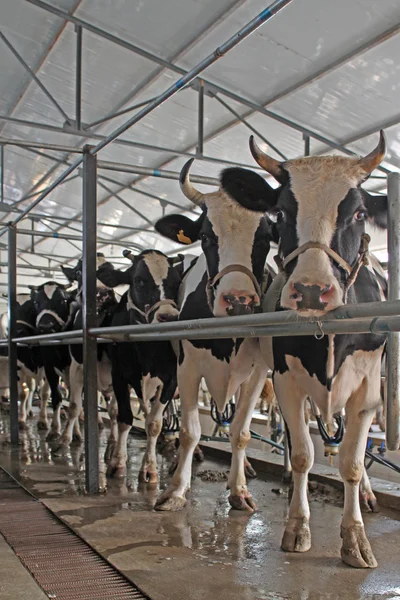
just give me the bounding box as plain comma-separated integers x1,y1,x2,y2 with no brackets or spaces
290,282,333,310
221,292,260,316
157,312,179,323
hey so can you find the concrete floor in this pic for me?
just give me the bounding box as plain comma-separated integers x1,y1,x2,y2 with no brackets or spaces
1,408,400,600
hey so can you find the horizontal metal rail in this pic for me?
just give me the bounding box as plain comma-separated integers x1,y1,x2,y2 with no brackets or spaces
98,160,219,185
12,299,400,345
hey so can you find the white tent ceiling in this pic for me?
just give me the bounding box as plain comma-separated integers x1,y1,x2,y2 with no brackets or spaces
0,0,399,298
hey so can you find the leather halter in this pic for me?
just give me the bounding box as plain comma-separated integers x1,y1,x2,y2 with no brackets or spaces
16,320,36,332
127,295,178,323
206,264,262,312
274,233,371,298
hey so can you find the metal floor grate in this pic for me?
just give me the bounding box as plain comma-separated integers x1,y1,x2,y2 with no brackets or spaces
0,468,149,600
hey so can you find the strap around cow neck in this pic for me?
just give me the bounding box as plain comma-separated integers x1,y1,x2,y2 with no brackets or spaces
127,292,177,323
16,320,36,332
206,264,262,312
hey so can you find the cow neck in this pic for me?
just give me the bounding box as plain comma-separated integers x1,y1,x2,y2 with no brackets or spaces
206,264,263,313
274,233,371,301
126,290,177,324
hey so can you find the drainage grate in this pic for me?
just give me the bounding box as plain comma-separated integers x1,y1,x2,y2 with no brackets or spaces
0,468,149,600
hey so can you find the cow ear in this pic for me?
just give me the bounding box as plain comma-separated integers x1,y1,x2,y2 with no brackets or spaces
220,167,279,212
96,266,131,288
362,190,388,229
61,266,77,283
28,285,39,291
155,214,204,245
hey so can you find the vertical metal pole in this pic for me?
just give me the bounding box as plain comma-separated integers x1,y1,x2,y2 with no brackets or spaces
386,172,400,450
0,144,4,203
82,145,99,492
75,25,82,130
197,80,204,157
31,219,35,253
7,224,18,445
303,134,310,156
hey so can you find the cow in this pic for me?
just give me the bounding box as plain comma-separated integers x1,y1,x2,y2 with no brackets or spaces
57,254,118,446
153,159,272,511
95,248,182,482
0,294,50,427
29,281,78,440
225,132,388,568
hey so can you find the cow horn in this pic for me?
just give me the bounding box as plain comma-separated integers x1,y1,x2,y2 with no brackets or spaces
179,159,206,206
357,130,386,174
122,249,135,262
249,136,283,181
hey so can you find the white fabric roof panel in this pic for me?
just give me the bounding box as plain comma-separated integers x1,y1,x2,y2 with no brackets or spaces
0,0,399,293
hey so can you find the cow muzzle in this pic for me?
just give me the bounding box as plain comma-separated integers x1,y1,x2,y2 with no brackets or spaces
207,264,262,317
220,291,260,316
289,282,334,312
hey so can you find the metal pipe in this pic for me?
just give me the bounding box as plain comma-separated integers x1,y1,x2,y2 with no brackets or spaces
75,25,82,130
84,96,159,129
0,136,83,154
304,134,310,156
98,160,219,185
82,146,99,493
0,144,3,204
0,31,71,125
11,314,400,346
386,172,400,451
197,80,204,156
213,94,287,161
15,227,143,250
87,1,294,157
7,225,18,445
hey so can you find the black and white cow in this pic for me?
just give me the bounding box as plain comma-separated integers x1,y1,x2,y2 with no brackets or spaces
153,159,272,511
227,132,388,568
96,249,181,481
58,254,118,446
29,281,77,439
0,294,50,428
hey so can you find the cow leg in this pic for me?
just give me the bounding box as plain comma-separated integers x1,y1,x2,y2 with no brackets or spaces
104,393,118,464
155,368,201,511
228,364,267,511
38,378,50,430
107,376,132,478
26,377,35,417
274,372,313,553
339,382,378,569
18,379,29,430
60,361,83,446
359,467,379,513
45,368,63,441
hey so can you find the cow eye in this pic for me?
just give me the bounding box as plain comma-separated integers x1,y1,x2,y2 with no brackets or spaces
200,233,208,243
354,209,368,222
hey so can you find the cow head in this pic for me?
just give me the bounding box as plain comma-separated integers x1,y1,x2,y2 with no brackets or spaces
29,281,76,334
231,132,387,316
15,297,37,338
61,253,117,316
155,159,271,317
96,250,181,323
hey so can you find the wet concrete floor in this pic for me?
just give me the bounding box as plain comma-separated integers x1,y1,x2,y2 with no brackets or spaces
1,408,400,600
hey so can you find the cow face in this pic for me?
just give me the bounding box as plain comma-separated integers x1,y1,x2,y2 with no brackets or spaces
96,250,180,323
230,133,387,316
15,298,37,337
29,282,75,334
155,160,271,317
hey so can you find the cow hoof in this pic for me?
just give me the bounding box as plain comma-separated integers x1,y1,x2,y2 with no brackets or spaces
106,464,126,479
154,495,186,512
228,492,256,512
18,421,28,431
193,446,205,462
244,460,257,479
138,469,158,484
46,431,60,442
360,492,380,514
37,421,49,431
340,524,377,568
281,518,311,553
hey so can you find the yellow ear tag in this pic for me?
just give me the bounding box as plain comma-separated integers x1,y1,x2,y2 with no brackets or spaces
177,229,192,244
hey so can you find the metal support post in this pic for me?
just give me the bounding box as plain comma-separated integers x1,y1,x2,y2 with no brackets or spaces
30,219,34,253
0,144,4,204
303,134,310,156
7,224,18,444
197,80,204,156
75,25,82,130
82,147,99,492
386,172,400,450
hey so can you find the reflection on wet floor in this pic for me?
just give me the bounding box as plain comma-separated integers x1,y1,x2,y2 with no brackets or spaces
1,407,400,600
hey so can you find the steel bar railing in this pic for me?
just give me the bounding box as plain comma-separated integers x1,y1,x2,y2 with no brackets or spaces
7,224,18,445
97,160,218,185
386,172,400,451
